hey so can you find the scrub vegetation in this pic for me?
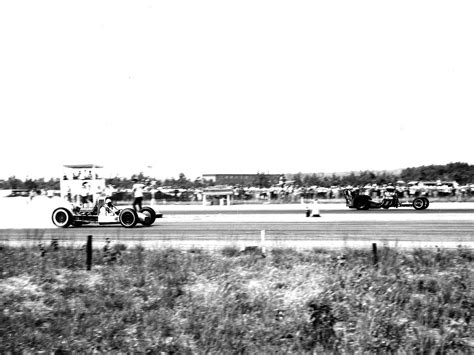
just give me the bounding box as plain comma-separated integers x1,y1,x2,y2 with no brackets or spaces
1,243,473,353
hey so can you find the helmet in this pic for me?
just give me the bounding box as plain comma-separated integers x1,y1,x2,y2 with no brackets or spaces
105,198,112,204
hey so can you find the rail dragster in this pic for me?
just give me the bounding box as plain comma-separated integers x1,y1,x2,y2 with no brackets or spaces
52,197,162,228
343,186,429,211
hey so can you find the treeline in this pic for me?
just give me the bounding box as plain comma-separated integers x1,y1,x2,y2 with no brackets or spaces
290,162,474,187
106,172,206,190
1,162,473,191
400,162,474,185
0,177,60,191
0,172,205,192
290,171,394,188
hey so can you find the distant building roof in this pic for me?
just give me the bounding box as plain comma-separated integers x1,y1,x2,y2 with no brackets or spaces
203,173,282,176
63,164,103,169
202,187,234,196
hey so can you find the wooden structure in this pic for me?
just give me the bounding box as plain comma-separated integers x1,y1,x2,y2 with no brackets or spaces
202,187,234,206
60,164,105,204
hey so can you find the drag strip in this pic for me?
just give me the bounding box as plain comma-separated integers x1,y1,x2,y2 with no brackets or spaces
1,219,473,249
160,207,474,215
1,201,473,249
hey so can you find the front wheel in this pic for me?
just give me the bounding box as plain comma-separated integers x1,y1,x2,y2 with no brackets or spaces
119,208,138,228
52,208,72,228
140,207,156,226
421,197,430,210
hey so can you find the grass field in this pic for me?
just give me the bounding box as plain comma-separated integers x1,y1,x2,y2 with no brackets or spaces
1,242,473,353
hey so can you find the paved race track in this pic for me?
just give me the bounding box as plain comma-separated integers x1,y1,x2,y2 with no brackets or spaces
161,207,473,215
1,205,473,249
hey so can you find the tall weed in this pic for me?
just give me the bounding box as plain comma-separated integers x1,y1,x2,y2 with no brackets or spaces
0,244,472,353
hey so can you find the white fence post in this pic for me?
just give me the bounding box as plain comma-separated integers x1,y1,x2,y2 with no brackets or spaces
260,229,266,254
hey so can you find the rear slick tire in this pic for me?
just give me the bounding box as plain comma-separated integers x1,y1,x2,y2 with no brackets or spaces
52,208,72,228
413,197,425,210
355,196,371,210
381,200,391,209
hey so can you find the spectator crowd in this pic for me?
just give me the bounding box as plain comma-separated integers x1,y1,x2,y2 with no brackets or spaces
107,180,474,204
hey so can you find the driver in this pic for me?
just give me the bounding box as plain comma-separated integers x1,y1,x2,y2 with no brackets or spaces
383,185,399,206
384,185,396,197
100,198,119,216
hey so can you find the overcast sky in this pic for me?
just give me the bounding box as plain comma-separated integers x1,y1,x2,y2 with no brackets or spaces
1,1,473,180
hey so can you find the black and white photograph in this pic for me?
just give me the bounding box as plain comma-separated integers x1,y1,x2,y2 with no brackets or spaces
1,0,473,353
